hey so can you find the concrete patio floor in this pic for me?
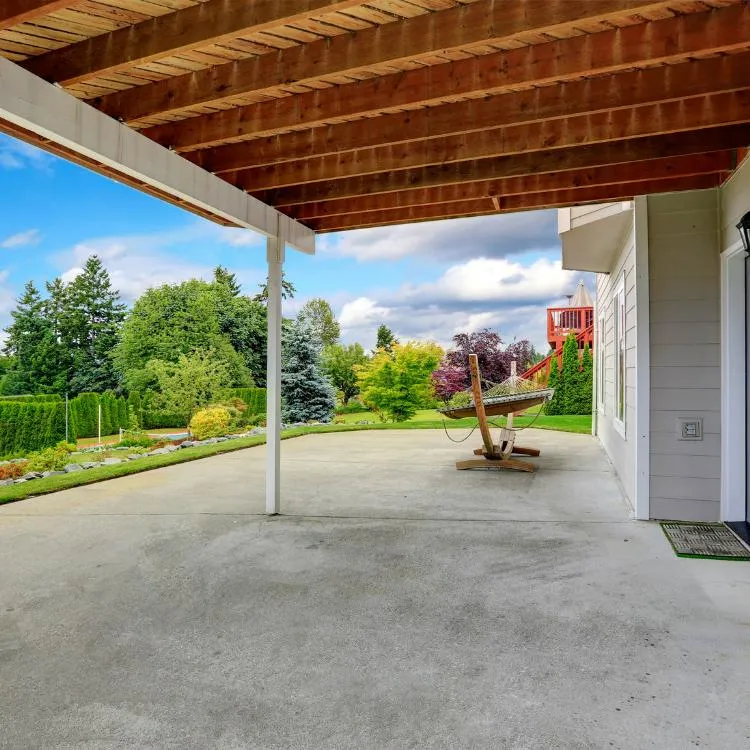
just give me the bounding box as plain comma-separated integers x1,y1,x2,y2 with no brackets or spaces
1,429,749,749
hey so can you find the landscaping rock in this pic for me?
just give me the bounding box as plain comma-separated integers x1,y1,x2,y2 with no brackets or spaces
21,472,43,480
127,454,142,461
164,444,180,452
41,471,66,478
14,478,27,484
148,448,170,456
215,437,228,442
179,441,195,448
64,463,83,473
0,478,14,486
81,462,99,470
102,458,123,465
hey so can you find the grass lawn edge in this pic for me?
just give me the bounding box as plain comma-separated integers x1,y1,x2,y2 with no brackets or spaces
0,418,592,506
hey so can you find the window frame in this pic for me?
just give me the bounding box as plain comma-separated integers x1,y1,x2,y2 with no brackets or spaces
613,273,626,436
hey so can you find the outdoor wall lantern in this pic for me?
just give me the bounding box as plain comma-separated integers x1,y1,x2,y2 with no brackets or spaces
738,211,750,255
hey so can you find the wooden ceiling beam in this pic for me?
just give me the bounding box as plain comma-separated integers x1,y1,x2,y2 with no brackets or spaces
22,0,365,85
257,125,750,206
231,90,750,191
285,152,736,220
142,4,750,151
0,1,77,30
194,53,750,174
93,0,674,124
307,174,723,232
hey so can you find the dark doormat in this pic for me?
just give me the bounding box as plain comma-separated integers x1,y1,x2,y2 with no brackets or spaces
661,522,750,560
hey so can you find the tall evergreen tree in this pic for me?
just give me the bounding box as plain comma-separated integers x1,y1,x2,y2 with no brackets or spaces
253,271,296,303
44,277,72,393
573,343,594,415
545,355,562,415
375,324,397,353
213,265,242,296
2,281,60,394
560,333,581,414
63,256,126,394
281,320,336,423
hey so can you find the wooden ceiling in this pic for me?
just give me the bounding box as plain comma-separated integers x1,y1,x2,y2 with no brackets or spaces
1,0,749,233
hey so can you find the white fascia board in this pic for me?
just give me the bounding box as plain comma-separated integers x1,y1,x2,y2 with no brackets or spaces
0,56,314,255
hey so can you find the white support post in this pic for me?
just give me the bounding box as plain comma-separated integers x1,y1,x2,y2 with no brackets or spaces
265,230,285,515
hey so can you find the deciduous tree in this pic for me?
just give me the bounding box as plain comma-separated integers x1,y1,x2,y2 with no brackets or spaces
146,348,231,427
358,341,443,422
298,298,340,349
322,342,368,403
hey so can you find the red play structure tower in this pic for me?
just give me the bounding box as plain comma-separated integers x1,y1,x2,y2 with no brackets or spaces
523,280,594,381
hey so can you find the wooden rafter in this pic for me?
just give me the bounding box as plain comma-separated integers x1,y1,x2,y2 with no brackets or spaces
284,153,736,220
231,90,750,191
307,174,722,232
22,0,366,85
193,52,750,174
0,1,76,30
142,4,750,151
92,0,677,124
256,126,750,207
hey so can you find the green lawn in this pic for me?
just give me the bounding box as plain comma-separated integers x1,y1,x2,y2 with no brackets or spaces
336,408,592,434
0,410,592,506
76,427,187,448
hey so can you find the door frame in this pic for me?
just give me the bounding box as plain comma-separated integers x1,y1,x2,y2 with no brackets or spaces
720,240,746,522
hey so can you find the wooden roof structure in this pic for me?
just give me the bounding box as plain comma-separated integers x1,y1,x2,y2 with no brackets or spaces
2,0,749,233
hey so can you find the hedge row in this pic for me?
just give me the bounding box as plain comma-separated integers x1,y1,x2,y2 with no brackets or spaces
142,411,186,429
230,387,267,415
0,401,67,457
68,392,129,439
0,394,62,402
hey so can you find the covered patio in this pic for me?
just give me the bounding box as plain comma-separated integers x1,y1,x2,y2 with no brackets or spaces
2,0,750,515
2,429,750,747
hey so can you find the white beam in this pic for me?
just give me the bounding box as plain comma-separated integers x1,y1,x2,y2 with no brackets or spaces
0,56,314,254
265,229,284,515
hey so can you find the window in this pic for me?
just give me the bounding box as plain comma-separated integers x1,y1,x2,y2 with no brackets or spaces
613,275,626,430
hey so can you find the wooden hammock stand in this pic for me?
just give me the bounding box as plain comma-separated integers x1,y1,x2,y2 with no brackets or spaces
450,354,545,473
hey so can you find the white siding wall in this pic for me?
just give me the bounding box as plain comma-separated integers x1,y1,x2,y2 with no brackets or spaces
596,224,638,508
647,190,721,522
721,153,750,251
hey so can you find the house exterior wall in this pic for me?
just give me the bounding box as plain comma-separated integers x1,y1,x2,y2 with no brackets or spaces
596,223,638,509
719,155,750,522
647,190,722,522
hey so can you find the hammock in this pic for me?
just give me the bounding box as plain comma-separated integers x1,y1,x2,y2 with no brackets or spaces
439,371,554,419
442,354,553,472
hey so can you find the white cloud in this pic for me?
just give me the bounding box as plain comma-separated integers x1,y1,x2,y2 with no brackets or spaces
403,256,574,306
324,210,558,263
335,253,590,352
0,137,52,172
339,297,392,329
50,222,268,303
1,229,41,249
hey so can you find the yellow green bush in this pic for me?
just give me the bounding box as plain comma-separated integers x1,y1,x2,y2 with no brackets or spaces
189,406,232,440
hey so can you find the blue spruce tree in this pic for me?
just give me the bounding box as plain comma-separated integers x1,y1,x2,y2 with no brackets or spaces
281,320,336,423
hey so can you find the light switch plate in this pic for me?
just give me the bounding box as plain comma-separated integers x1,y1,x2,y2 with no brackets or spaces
677,417,703,441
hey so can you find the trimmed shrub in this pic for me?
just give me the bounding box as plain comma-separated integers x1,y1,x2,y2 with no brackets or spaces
335,400,369,415
0,400,68,457
70,392,99,438
189,406,232,440
229,387,266,415
142,411,185,429
26,442,76,472
0,394,62,402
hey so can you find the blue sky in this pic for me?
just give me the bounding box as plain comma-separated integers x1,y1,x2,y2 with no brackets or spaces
0,132,584,352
